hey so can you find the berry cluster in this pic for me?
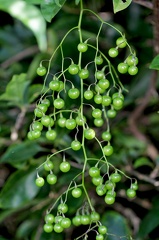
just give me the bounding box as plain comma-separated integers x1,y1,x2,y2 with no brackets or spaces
27,7,138,240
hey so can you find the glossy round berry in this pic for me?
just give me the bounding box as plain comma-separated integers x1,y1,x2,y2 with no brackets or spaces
72,215,81,226
126,55,138,66
47,174,57,185
60,161,71,173
102,131,112,141
117,62,128,74
105,180,116,190
72,187,82,198
41,115,51,127
92,108,102,119
32,130,41,139
32,121,43,131
95,56,103,65
68,88,80,99
126,188,136,198
92,176,103,186
110,173,122,183
131,182,138,191
46,130,57,140
57,81,64,92
55,216,63,223
41,98,50,107
37,66,47,76
96,184,107,196
94,94,103,104
27,131,35,140
103,145,114,156
53,223,63,233
68,64,79,75
108,48,118,58
116,37,127,48
54,98,65,109
89,167,100,178
61,218,71,228
80,215,91,225
65,119,76,130
44,160,54,171
58,203,68,213
43,223,53,233
84,90,94,100
77,42,88,52
71,140,81,151
96,234,104,240
95,71,105,80
49,80,60,91
37,103,48,113
90,211,100,222
35,177,45,187
107,109,117,118
95,84,105,94
84,128,95,140
98,225,107,235
45,214,55,224
128,66,138,75
105,194,115,204
94,118,104,127
102,96,111,106
113,97,124,110
112,92,124,100
34,108,43,118
79,69,89,79
75,115,86,126
98,79,110,90
58,117,66,128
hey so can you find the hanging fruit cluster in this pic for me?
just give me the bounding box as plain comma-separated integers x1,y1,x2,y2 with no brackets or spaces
27,5,138,240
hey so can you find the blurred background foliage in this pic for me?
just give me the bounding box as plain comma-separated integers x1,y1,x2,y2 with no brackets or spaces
0,0,159,239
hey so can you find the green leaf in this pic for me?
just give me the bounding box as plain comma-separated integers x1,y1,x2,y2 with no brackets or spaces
149,54,159,70
101,211,131,239
0,167,39,209
41,0,66,22
134,157,154,169
113,0,132,13
0,141,44,165
138,209,159,238
25,0,41,3
28,84,45,103
0,0,47,51
0,74,29,107
16,220,38,238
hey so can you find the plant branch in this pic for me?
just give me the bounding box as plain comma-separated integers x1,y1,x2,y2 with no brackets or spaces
133,0,153,9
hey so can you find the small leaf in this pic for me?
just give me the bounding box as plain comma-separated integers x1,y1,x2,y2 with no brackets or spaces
101,211,131,239
113,0,132,13
41,0,66,22
0,141,44,165
0,74,29,107
134,157,154,169
149,54,159,70
0,167,39,209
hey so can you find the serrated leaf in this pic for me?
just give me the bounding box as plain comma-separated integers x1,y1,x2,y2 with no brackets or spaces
0,0,47,51
134,157,154,169
0,167,39,209
0,74,29,107
113,0,132,13
149,54,159,70
0,141,44,165
41,0,66,22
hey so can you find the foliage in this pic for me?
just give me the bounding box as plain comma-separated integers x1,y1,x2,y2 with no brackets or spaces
0,0,159,240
